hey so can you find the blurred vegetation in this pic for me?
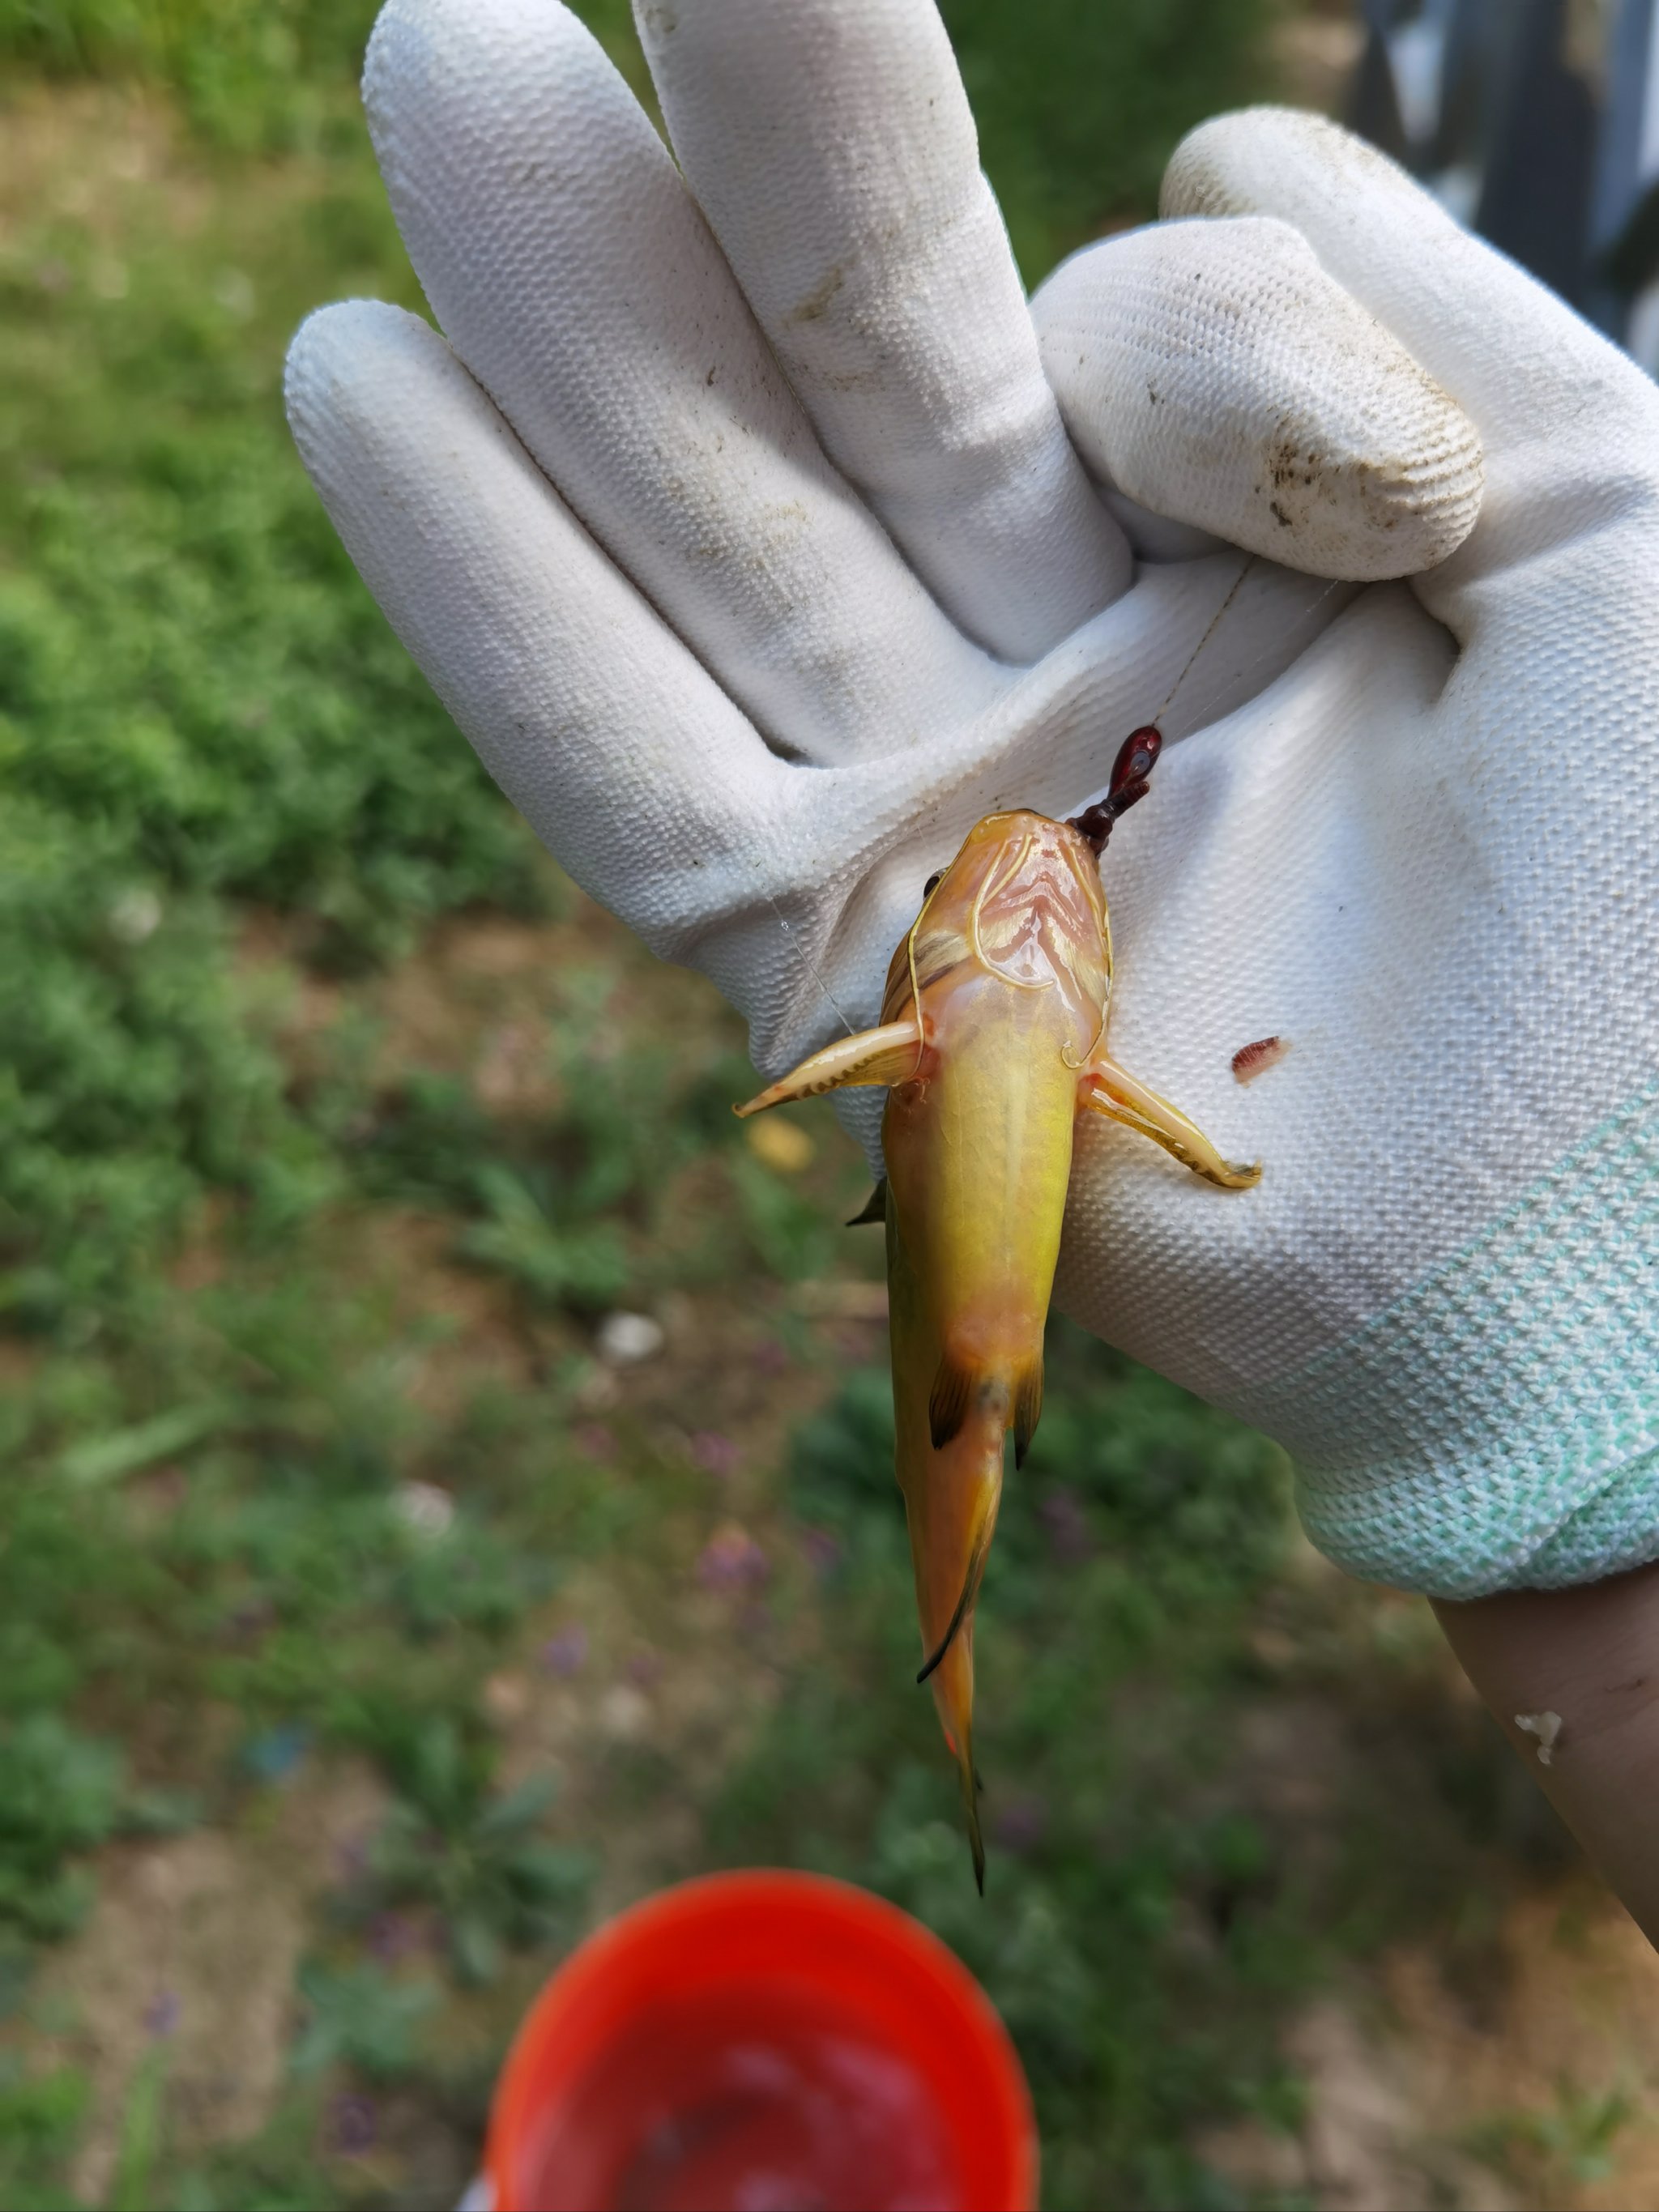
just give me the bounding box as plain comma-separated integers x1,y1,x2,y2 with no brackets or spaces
0,2,1597,2208
0,0,1272,257
942,0,1277,271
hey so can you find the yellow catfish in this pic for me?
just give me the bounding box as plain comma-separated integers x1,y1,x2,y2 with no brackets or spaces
737,731,1258,1886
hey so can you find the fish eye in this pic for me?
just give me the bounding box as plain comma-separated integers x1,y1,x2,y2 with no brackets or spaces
923,871,942,897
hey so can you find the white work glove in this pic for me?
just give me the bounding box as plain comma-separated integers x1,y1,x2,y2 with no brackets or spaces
286,0,1659,1600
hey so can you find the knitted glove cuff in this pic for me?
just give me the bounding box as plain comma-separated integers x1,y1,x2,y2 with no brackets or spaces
1238,1073,1659,1597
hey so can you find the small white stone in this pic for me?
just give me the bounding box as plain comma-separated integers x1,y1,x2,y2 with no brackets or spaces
1515,1710,1563,1765
597,1311,664,1365
109,889,163,944
212,266,255,318
392,1481,454,1539
599,1685,650,1739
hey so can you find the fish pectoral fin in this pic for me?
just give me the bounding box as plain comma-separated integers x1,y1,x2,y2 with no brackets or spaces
733,1019,923,1116
845,1178,887,1228
1080,1055,1261,1190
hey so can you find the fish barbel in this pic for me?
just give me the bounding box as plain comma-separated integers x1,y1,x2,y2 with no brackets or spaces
737,739,1258,1886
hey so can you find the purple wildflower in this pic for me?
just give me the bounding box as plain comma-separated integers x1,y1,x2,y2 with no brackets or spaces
992,1793,1049,1854
540,1624,589,1677
331,2093,378,2156
697,1524,770,1592
333,1828,373,1882
689,1430,741,1479
1038,1485,1094,1563
367,1912,420,1962
797,1525,843,1580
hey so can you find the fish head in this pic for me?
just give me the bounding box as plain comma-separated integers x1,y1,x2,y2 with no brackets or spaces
885,810,1112,1040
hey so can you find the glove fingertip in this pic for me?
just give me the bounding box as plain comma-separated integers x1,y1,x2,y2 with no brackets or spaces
1035,217,1485,585
284,300,454,473
1159,107,1426,228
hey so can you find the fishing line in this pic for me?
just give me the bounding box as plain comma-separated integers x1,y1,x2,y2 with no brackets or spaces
764,889,858,1041
1170,571,1346,735
1151,550,1256,725
758,557,1341,1036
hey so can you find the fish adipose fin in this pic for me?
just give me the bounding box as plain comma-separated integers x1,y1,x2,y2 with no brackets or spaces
734,1021,922,1117
1081,1055,1261,1190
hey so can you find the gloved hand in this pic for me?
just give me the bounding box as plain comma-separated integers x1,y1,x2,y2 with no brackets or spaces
286,0,1659,1600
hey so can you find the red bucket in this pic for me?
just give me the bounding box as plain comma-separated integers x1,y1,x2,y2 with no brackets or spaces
484,1869,1037,2212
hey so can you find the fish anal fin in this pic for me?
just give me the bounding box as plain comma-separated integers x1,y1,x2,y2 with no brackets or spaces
1080,1055,1261,1190
734,1020,922,1117
1012,1357,1044,1470
845,1178,887,1228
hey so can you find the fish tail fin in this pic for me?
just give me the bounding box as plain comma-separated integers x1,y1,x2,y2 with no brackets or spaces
915,1473,999,1685
909,1425,1000,1889
930,1632,987,1894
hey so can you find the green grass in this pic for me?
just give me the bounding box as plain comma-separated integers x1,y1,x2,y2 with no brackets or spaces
1,0,1270,265
0,6,1598,2210
0,89,536,1328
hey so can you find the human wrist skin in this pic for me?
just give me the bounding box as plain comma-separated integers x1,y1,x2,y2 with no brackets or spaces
1435,1563,1659,1947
